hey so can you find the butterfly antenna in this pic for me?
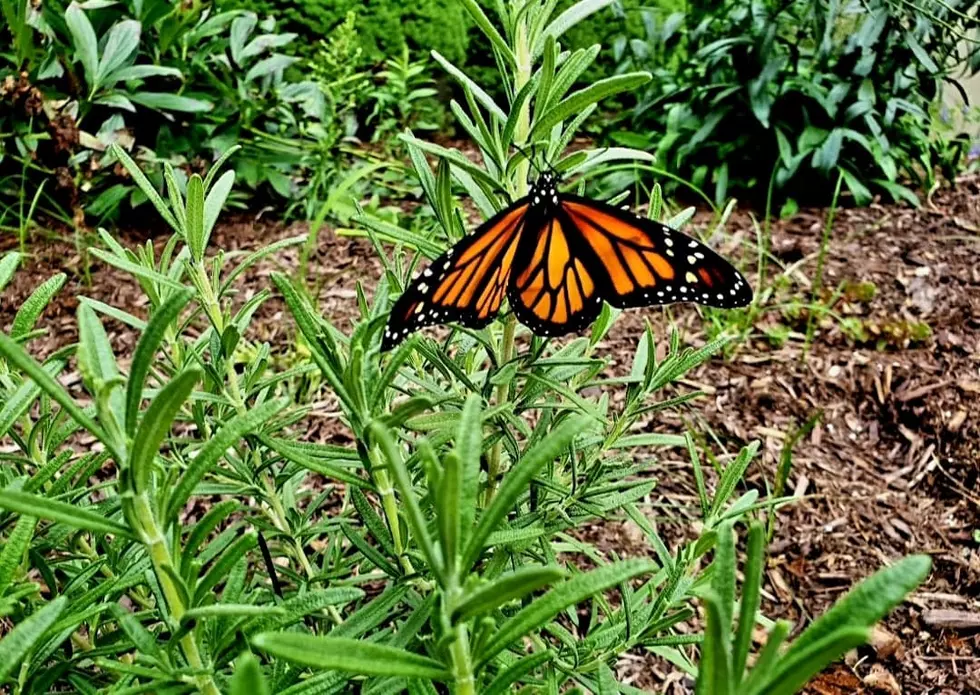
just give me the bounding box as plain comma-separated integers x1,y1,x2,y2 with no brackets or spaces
513,143,542,175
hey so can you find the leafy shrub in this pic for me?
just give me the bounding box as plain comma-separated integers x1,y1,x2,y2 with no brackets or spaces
0,2,930,693
610,0,980,206
216,0,473,65
1,2,439,227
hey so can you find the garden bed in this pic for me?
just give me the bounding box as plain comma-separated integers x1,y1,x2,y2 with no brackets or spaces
2,179,978,693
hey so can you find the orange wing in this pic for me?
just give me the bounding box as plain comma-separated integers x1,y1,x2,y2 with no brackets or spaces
507,213,603,337
560,196,752,310
383,201,528,350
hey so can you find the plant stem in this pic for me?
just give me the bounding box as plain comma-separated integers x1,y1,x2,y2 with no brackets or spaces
484,10,533,506
449,623,477,695
132,495,221,695
369,446,417,577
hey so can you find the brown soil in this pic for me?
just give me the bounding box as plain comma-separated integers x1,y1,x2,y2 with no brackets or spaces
2,178,979,694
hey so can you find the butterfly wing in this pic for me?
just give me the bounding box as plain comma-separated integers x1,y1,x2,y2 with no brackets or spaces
506,209,604,337
560,195,752,310
383,200,529,350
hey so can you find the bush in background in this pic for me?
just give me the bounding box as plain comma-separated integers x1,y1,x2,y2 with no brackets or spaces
610,0,980,207
215,0,473,65
0,1,442,229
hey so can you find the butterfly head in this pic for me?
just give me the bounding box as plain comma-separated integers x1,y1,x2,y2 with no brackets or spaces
529,172,561,210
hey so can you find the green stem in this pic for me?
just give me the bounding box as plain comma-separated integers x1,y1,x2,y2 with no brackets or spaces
373,462,417,577
449,623,477,695
484,12,533,506
132,495,221,695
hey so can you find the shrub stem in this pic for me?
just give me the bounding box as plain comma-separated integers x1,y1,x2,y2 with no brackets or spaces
132,494,220,695
484,11,532,505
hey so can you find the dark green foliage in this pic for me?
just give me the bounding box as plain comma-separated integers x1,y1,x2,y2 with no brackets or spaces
1,2,441,227
216,0,473,65
611,0,980,205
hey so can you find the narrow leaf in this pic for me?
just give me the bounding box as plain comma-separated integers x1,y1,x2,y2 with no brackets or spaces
167,399,287,520
783,555,930,662
185,174,205,262
0,597,66,681
453,566,566,622
130,369,200,494
478,559,656,666
125,288,194,435
252,634,451,680
0,489,135,539
463,416,588,570
0,515,37,595
12,273,66,339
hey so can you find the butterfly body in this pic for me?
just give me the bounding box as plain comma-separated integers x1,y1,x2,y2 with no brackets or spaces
382,172,751,350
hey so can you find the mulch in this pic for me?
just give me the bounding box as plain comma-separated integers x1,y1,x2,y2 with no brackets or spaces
2,176,978,694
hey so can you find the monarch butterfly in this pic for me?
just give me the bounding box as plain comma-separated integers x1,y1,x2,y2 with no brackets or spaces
382,169,752,350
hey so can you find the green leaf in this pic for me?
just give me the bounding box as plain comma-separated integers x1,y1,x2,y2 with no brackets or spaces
0,488,135,539
77,303,125,428
96,19,140,85
456,394,482,541
840,168,872,206
534,0,614,58
484,650,554,695
245,54,299,82
0,333,110,453
260,435,368,489
194,531,257,601
874,179,920,207
130,369,200,494
167,398,288,521
453,566,566,622
0,596,66,681
185,604,284,621
750,627,869,695
734,522,765,682
108,64,182,82
369,421,443,583
433,52,506,123
0,252,22,293
203,170,234,248
740,620,791,694
0,359,64,439
905,32,938,74
531,73,651,140
65,3,98,87
12,273,66,339
0,515,36,595
108,608,160,666
79,297,147,330
695,592,733,695
782,555,930,663
453,0,514,66
185,174,205,262
477,558,656,666
128,92,213,113
437,452,461,575
230,652,270,695
126,288,194,435
709,443,758,519
108,144,180,233
712,520,736,634
88,248,186,291
252,634,451,680
597,663,618,695
463,416,588,570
